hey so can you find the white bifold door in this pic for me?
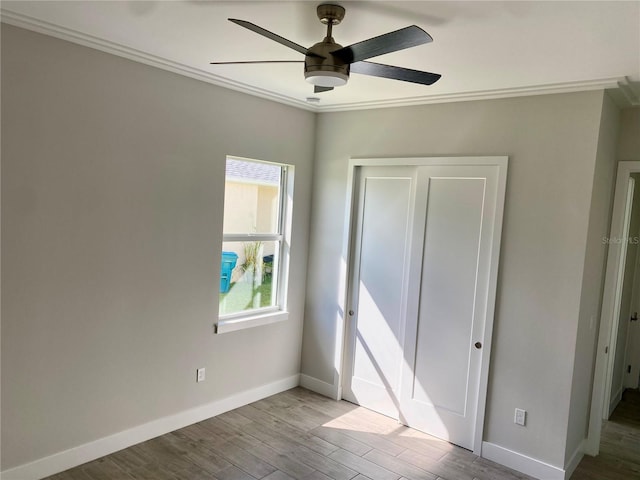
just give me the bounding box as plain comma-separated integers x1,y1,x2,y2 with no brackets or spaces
342,158,507,452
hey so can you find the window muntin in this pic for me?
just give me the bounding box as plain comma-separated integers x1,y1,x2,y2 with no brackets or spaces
219,157,290,325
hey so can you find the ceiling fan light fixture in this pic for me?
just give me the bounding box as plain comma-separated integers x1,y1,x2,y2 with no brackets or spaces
304,70,348,87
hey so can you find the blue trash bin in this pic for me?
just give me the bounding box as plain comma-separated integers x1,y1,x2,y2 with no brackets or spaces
220,251,238,293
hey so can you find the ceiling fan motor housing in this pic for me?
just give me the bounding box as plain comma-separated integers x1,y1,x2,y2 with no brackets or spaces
304,40,350,87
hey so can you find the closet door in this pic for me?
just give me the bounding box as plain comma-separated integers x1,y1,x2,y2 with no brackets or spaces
342,166,418,419
342,159,506,453
399,164,503,451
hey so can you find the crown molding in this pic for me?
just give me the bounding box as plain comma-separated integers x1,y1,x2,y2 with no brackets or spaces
1,9,634,113
609,77,640,107
314,77,629,112
0,9,317,112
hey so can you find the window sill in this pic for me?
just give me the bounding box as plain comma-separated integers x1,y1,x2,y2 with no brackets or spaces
215,310,289,334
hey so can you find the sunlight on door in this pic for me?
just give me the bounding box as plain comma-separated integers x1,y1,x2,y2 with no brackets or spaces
344,171,413,420
343,159,507,453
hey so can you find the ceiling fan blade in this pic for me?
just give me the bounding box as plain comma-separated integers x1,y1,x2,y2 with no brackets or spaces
332,25,433,64
350,61,441,85
314,85,334,93
229,19,321,57
210,60,304,65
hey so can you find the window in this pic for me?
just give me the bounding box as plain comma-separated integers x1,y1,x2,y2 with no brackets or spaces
216,156,293,333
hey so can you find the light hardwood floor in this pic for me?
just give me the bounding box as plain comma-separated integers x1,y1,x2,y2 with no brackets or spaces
571,388,640,479
45,387,535,480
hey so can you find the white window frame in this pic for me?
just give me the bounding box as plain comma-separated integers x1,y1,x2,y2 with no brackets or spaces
215,156,293,334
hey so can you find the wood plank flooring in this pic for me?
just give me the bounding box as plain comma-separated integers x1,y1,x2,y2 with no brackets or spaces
45,387,536,480
571,388,640,479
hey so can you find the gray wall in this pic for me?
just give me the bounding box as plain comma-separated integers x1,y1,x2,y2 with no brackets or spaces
303,91,606,467
565,93,620,464
1,25,315,470
618,108,640,160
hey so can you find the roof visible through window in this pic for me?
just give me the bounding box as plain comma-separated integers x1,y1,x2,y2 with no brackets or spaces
226,158,280,186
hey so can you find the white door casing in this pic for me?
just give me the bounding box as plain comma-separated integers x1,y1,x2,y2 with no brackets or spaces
604,177,634,416
342,157,507,454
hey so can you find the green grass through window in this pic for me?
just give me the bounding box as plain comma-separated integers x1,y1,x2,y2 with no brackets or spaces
219,275,273,315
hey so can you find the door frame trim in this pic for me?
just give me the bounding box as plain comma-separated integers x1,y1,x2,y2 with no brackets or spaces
336,156,508,455
587,160,640,455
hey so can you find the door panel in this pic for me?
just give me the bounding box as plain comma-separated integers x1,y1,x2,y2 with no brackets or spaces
400,165,500,450
412,177,485,415
342,166,417,419
624,240,640,390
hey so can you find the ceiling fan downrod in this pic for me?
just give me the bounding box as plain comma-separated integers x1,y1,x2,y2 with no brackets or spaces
318,4,345,40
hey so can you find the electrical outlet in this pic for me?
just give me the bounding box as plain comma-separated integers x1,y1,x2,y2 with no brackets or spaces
514,408,526,426
196,368,205,383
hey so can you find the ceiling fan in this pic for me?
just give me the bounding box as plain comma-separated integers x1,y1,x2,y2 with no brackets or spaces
210,3,441,94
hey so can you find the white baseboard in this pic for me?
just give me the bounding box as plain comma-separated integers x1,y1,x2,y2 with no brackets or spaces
299,373,337,399
1,374,300,480
564,439,585,480
482,442,565,480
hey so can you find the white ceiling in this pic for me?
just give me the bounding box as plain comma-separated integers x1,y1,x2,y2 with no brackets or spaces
2,1,639,111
